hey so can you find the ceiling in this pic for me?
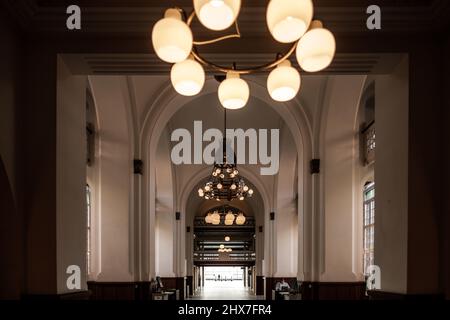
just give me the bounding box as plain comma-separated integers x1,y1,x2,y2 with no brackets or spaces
4,0,449,36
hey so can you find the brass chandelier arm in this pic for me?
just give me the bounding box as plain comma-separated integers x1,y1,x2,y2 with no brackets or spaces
184,9,298,75
191,41,297,75
187,11,242,46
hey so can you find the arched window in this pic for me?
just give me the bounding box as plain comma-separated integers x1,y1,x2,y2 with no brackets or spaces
363,182,375,275
86,184,92,275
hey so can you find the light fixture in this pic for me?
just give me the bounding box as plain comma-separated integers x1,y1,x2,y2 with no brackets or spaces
204,205,246,226
296,20,336,72
171,56,205,96
152,9,193,63
219,244,225,249
194,0,241,31
236,212,246,225
225,236,231,241
218,72,249,110
267,60,301,102
199,109,253,201
266,0,313,43
152,2,334,105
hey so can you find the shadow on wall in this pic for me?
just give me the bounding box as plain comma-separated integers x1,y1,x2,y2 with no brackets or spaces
0,157,20,299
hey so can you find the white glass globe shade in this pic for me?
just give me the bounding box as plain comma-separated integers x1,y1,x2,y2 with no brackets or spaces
248,189,254,195
212,212,221,224
194,0,241,31
267,60,301,101
152,9,193,63
218,72,250,110
296,22,336,72
266,0,313,43
225,236,231,241
236,213,246,225
219,244,225,249
171,58,205,96
205,213,212,223
225,212,235,222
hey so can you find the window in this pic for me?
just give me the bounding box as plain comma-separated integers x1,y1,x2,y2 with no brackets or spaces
363,182,375,275
86,184,92,275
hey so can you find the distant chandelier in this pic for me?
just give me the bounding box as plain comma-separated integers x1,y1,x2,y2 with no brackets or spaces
152,0,336,109
198,109,253,201
205,206,246,226
218,244,233,253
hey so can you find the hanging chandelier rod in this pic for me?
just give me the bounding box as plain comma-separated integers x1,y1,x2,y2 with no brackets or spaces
177,8,297,75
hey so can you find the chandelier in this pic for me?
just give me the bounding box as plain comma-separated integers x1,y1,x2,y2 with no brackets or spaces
218,244,232,253
204,205,246,226
198,109,253,201
152,0,336,109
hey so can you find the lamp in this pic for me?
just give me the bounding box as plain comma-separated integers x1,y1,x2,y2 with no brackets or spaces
171,56,205,96
218,72,249,109
296,20,336,72
267,60,301,102
152,9,193,63
194,0,241,31
225,236,231,241
266,0,313,43
235,213,246,225
152,2,335,105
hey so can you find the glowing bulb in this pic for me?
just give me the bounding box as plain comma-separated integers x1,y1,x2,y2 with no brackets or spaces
152,9,193,63
219,244,225,249
296,21,336,72
217,183,223,189
194,0,241,31
225,236,231,241
248,189,254,195
205,185,211,191
267,60,301,102
243,185,249,192
171,57,205,96
218,72,250,110
266,0,313,43
231,184,237,190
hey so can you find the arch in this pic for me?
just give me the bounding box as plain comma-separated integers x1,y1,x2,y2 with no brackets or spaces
139,76,314,279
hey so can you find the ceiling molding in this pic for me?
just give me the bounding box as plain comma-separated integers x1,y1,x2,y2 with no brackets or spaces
2,0,449,36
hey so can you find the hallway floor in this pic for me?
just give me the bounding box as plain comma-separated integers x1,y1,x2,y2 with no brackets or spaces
189,280,263,300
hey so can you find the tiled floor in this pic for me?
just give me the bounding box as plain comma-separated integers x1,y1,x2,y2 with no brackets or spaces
189,280,264,300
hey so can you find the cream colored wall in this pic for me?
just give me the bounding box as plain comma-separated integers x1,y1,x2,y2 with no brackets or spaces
274,125,298,277
319,76,366,282
155,128,176,277
56,57,88,293
89,76,134,282
374,57,409,293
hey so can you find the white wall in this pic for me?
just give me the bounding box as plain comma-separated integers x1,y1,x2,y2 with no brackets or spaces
155,129,175,277
319,76,366,282
89,76,134,282
274,126,298,277
374,57,409,293
56,57,88,293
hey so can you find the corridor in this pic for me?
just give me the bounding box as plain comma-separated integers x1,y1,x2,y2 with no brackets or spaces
190,280,262,300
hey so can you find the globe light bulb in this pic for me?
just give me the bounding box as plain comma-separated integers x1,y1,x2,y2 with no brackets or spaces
218,72,250,110
171,57,205,96
217,183,223,189
152,9,193,63
296,20,336,72
225,236,231,241
231,184,237,190
194,0,241,31
267,60,301,102
266,0,313,43
248,189,254,195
